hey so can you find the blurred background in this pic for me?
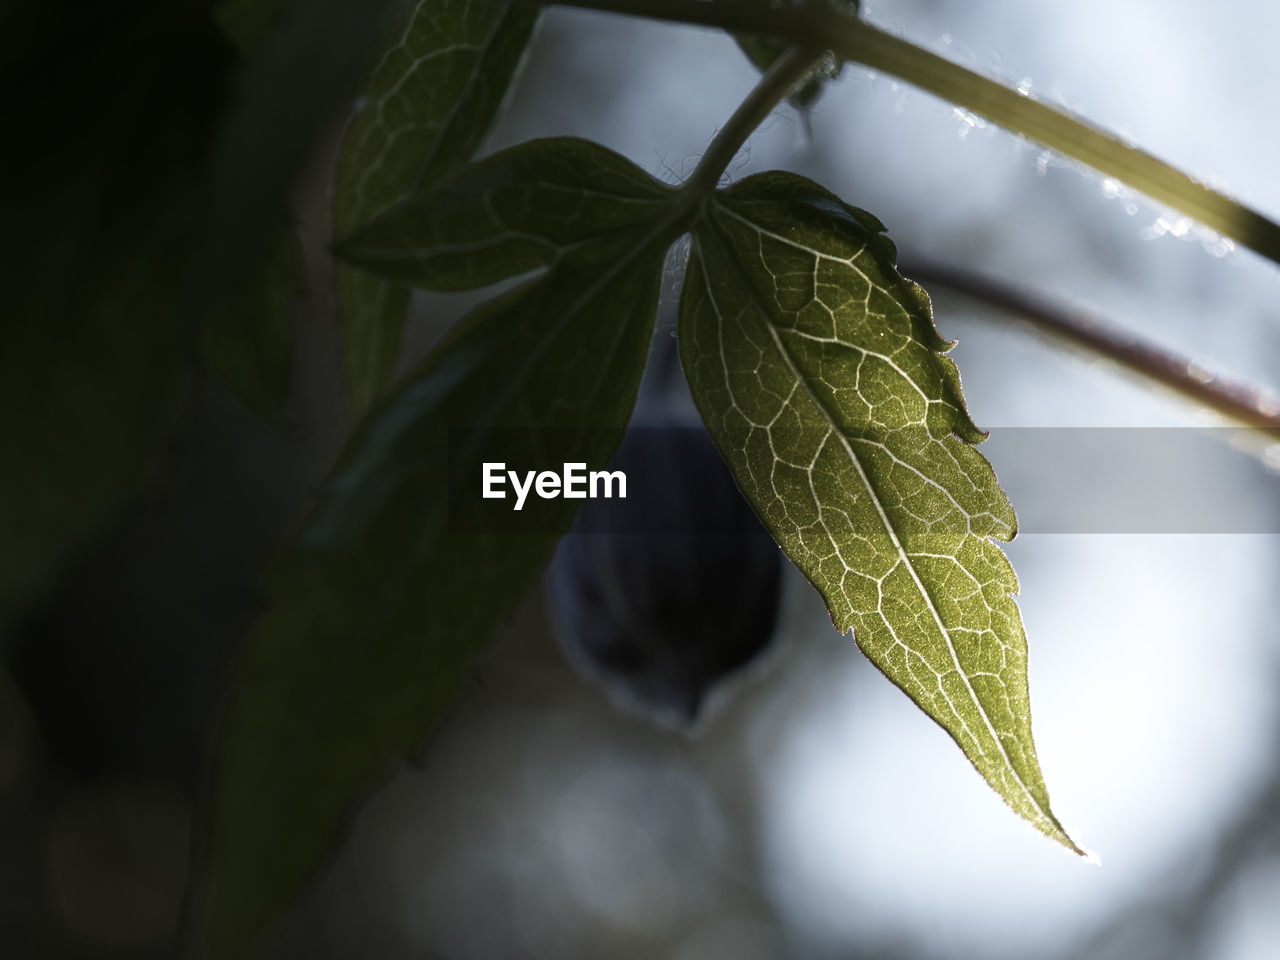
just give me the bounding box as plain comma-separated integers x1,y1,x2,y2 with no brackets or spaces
4,0,1280,957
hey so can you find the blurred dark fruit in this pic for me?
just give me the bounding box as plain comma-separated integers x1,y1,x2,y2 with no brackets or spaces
546,424,782,728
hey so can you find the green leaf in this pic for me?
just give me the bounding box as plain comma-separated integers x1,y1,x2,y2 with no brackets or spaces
202,223,302,417
332,0,540,413
337,136,676,289
206,141,677,957
679,171,1082,854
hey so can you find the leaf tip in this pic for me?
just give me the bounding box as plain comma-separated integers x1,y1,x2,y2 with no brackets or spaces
1060,833,1098,863
1041,812,1093,861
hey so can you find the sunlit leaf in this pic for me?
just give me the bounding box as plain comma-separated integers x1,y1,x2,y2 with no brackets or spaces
207,140,678,957
679,170,1082,853
332,0,540,412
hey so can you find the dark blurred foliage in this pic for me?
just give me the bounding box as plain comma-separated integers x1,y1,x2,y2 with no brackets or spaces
0,0,402,629
0,1,394,954
1,7,241,954
0,1,232,628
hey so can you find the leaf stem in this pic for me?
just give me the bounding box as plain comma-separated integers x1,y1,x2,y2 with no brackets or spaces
632,43,823,242
903,260,1280,441
679,44,818,199
538,0,1280,271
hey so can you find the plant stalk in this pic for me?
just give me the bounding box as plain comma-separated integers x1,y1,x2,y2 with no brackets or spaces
679,44,817,198
538,0,1280,271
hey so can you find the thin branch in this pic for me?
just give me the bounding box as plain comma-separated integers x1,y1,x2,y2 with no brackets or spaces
677,45,818,201
536,0,1280,272
902,259,1280,442
832,23,1280,269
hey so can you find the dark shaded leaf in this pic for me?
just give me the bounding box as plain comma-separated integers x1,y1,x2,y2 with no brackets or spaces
206,141,679,956
332,0,541,412
337,136,675,289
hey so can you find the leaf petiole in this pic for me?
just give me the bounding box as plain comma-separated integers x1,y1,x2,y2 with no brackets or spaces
678,44,820,200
